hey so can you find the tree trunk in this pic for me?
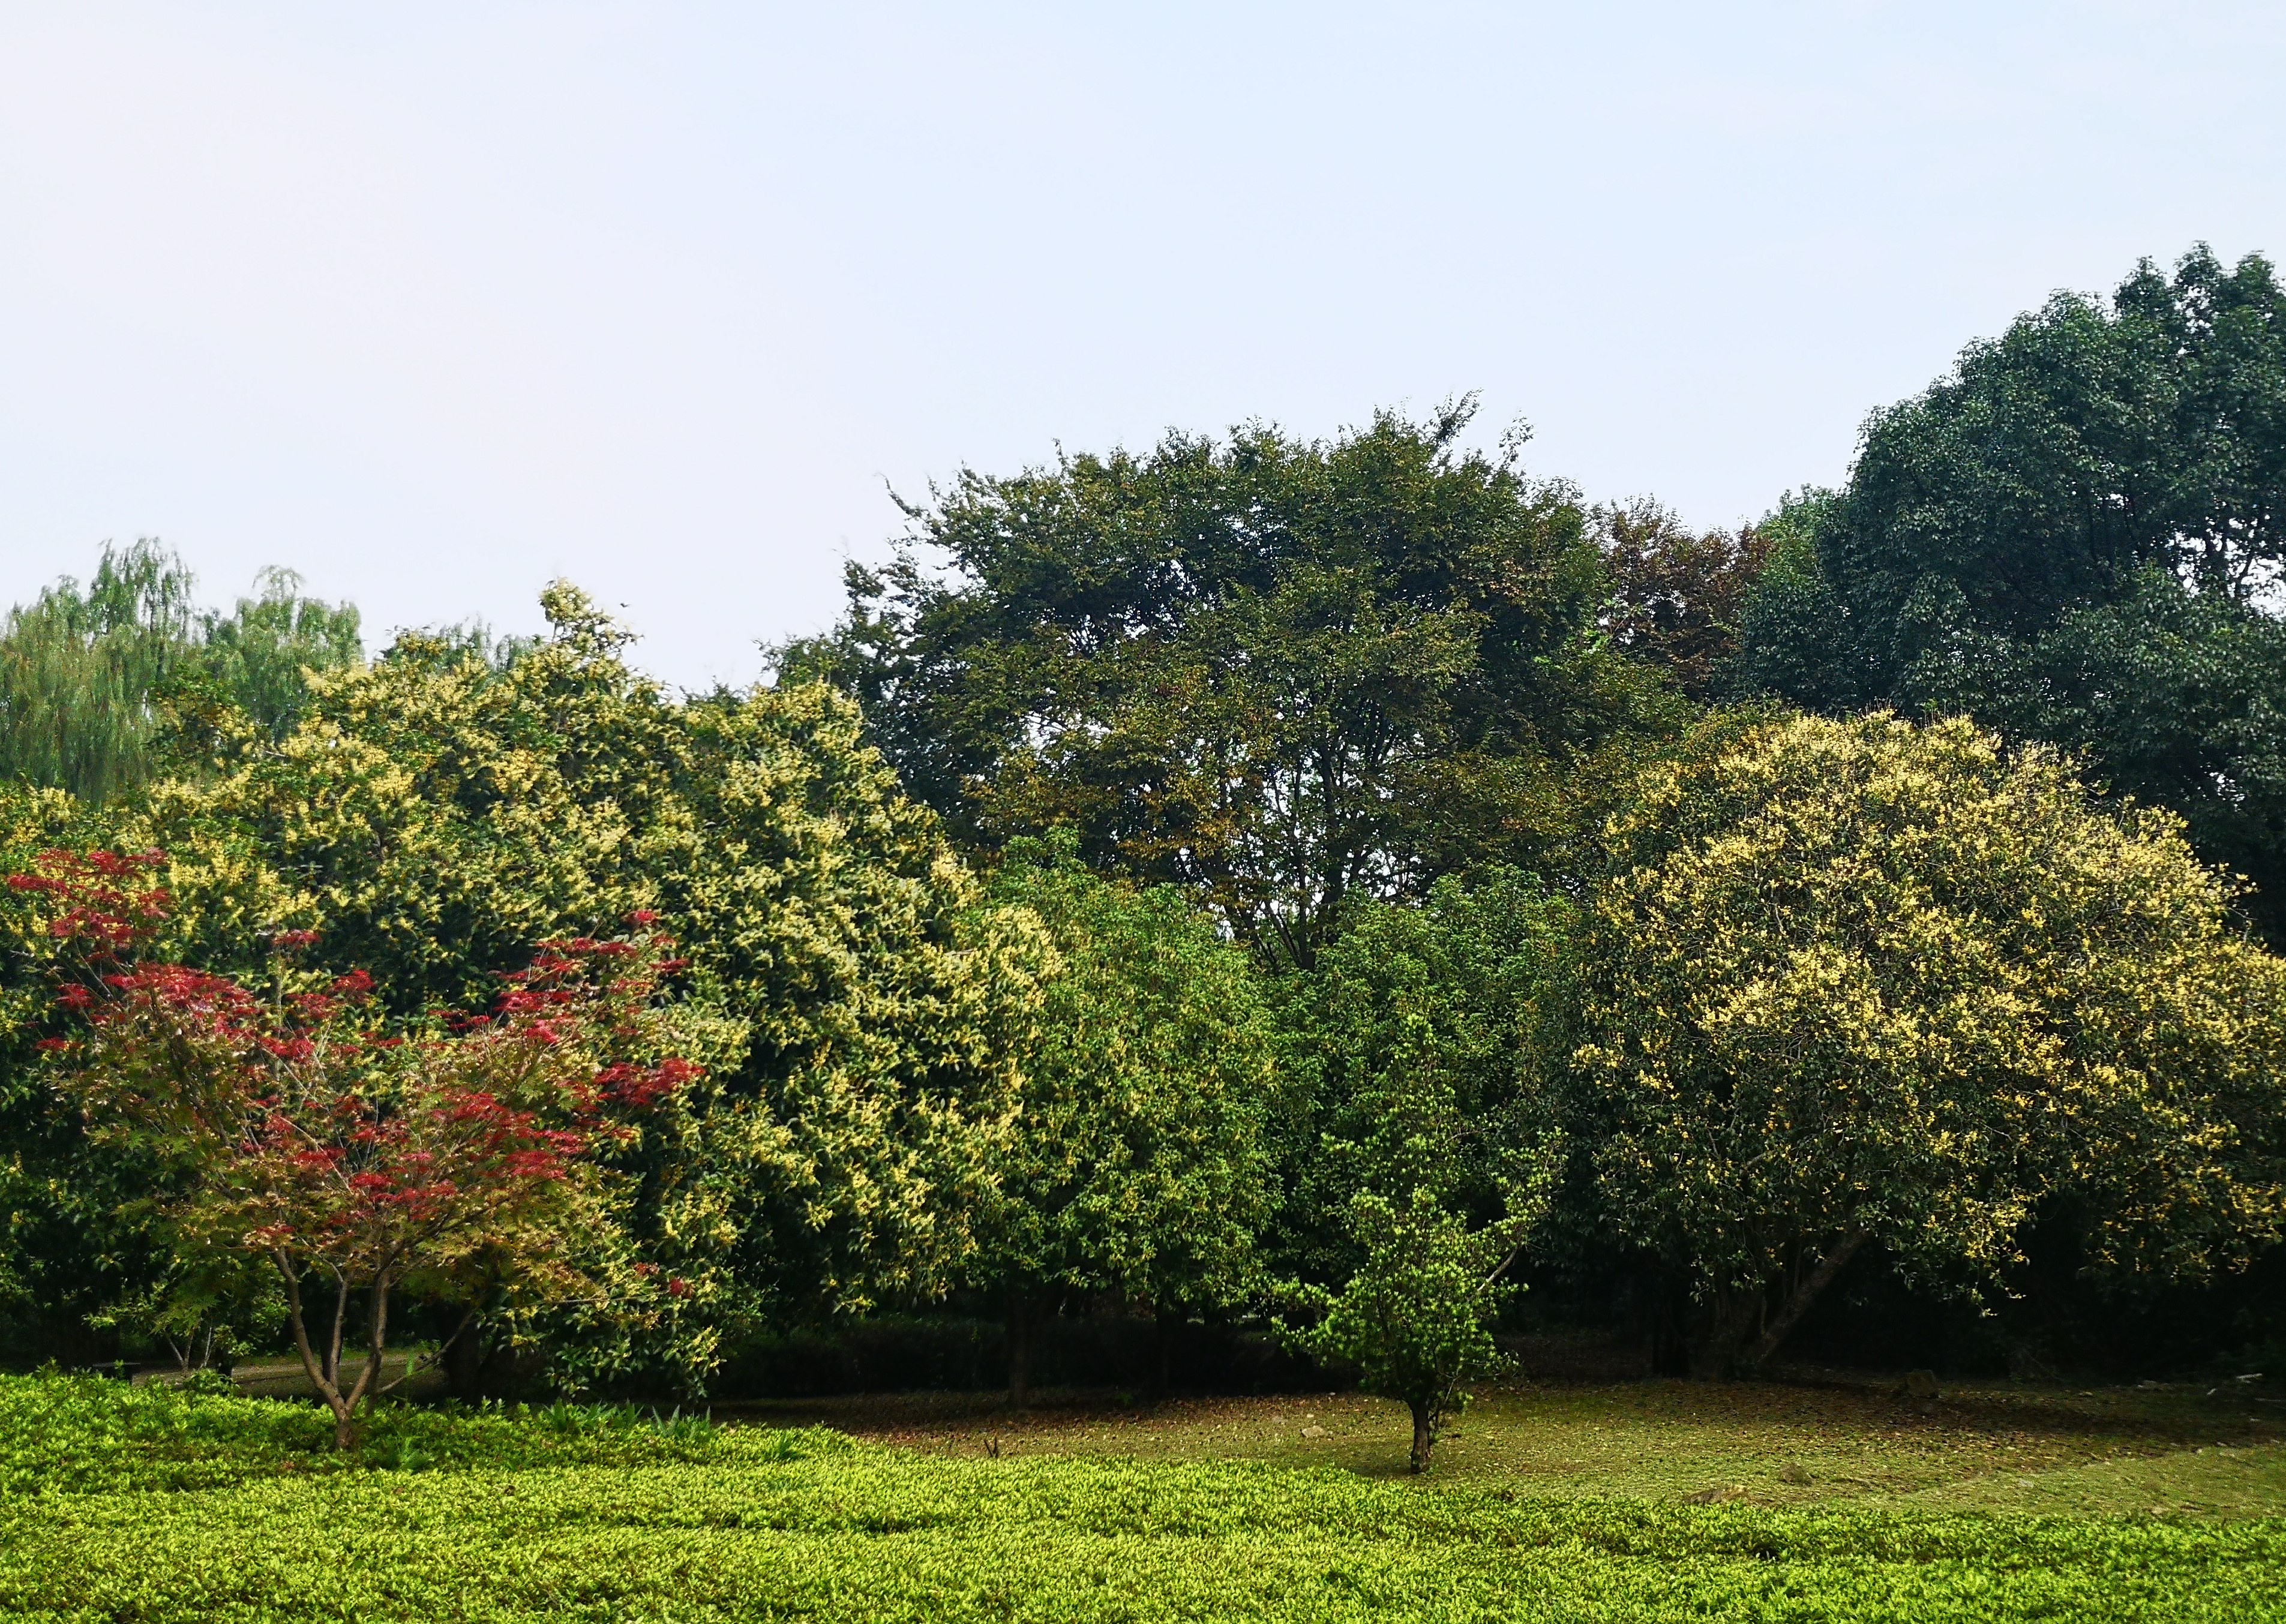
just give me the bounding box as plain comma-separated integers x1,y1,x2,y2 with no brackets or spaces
1006,1290,1034,1410
1688,1288,1757,1380
276,1254,355,1446
1408,1399,1435,1474
1739,1230,1870,1373
445,1312,487,1403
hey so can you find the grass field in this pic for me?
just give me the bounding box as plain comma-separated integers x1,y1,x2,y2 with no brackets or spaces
4,1371,2282,1620
731,1372,2286,1516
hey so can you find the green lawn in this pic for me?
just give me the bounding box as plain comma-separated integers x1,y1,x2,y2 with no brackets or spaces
731,1372,2286,1516
4,1372,2281,1620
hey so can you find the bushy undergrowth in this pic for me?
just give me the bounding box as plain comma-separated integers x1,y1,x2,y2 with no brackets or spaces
1,1374,2279,1620
0,1372,839,1494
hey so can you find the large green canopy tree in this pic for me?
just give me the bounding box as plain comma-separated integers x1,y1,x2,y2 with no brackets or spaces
1573,710,2286,1377
1730,247,2286,938
782,402,1681,968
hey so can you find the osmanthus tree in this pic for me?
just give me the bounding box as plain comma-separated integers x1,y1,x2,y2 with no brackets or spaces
1287,1178,1548,1476
971,839,1277,1405
14,848,697,1446
124,584,1045,1373
1572,710,2286,1377
1275,1032,1558,1474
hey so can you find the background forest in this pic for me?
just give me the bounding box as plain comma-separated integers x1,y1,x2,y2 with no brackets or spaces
5,247,2285,1443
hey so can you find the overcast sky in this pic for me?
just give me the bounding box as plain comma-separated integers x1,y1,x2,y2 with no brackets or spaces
4,2,2282,689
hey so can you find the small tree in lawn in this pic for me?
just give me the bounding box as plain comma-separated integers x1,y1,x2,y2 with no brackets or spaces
1292,1179,1544,1473
1280,1043,1558,1474
13,849,696,1448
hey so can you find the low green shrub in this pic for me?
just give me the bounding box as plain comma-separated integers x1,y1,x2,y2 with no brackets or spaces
0,1371,840,1494
1,1373,2278,1620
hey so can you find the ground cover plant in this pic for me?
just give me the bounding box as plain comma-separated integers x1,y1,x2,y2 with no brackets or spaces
3,1373,2284,1622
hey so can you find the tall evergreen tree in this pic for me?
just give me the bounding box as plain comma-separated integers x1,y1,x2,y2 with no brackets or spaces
1730,247,2286,939
782,402,1682,968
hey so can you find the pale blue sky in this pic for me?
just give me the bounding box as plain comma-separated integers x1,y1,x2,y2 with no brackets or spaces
4,2,2282,689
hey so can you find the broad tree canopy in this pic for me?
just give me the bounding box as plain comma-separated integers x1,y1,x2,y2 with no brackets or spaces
1732,248,2286,941
784,403,1676,967
105,586,1047,1366
1573,710,2286,1374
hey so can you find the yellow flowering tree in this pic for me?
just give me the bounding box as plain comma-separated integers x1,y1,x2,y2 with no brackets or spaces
120,584,1046,1388
1574,711,2286,1377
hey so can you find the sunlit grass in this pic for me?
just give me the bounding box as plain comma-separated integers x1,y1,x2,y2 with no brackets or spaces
727,1374,2286,1516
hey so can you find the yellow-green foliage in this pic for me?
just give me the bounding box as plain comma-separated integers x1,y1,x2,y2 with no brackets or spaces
1576,712,2286,1319
0,1375,2279,1622
116,586,1049,1352
974,842,1277,1314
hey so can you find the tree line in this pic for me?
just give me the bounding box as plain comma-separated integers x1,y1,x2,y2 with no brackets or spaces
4,245,2284,1470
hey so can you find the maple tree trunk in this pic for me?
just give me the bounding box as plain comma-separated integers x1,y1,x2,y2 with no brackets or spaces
276,1256,353,1445
336,1278,391,1449
273,1255,394,1449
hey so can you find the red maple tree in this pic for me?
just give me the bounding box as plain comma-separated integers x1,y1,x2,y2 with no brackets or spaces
12,849,697,1447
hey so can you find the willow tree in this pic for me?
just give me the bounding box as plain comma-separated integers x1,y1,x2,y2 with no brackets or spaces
0,542,198,804
1574,710,2286,1377
1,544,361,804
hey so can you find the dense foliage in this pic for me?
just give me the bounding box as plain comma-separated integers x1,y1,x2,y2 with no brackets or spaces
18,848,700,1444
1574,711,2286,1375
1732,245,2286,942
972,839,1277,1401
782,401,1682,968
7,244,2286,1452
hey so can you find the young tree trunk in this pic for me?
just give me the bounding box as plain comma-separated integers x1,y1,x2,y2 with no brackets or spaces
336,1278,391,1450
274,1254,393,1449
1408,1399,1435,1474
1738,1230,1870,1373
1006,1290,1034,1410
